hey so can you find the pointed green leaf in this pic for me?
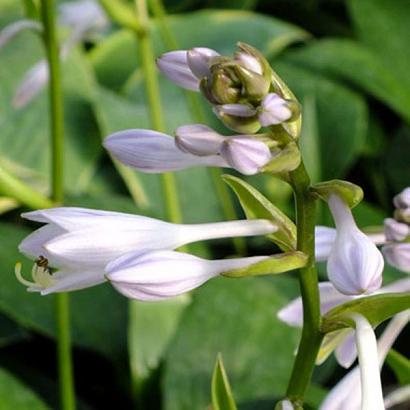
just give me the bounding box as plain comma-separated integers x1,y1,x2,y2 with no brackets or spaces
386,349,410,385
211,353,237,410
321,293,410,333
222,251,307,278
223,175,296,251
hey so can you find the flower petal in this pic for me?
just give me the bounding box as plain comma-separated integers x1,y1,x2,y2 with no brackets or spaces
103,129,229,172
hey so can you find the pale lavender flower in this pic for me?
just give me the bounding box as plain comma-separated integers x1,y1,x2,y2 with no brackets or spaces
214,103,257,118
326,194,384,295
258,93,292,127
104,128,272,175
175,124,224,156
383,218,409,242
156,47,219,91
382,243,410,273
16,207,275,294
106,250,268,301
278,278,410,369
220,136,271,175
393,187,410,210
235,51,263,75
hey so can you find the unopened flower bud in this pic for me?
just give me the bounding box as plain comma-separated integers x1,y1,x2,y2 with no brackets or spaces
384,218,409,242
156,50,200,91
186,47,219,79
393,187,410,209
275,399,297,410
232,64,270,101
382,243,410,273
326,194,384,295
258,93,296,126
235,51,263,75
220,137,271,175
213,105,261,134
208,68,241,104
175,124,224,156
394,208,410,224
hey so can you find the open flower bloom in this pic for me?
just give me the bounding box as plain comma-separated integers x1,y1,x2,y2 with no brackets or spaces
278,278,410,368
16,207,276,294
320,310,410,410
104,128,272,176
106,250,268,301
326,194,384,295
156,47,219,91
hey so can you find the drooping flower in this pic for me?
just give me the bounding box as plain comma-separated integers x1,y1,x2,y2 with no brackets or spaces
104,128,272,175
278,278,410,369
106,250,268,301
326,194,384,295
0,19,42,50
16,207,276,294
320,310,409,410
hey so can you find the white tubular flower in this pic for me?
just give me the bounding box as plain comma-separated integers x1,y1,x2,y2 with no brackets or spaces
351,314,384,410
220,136,271,175
175,124,225,156
393,187,410,210
278,278,410,369
258,93,293,127
382,243,410,273
326,194,384,295
320,310,409,410
0,19,42,50
156,47,219,91
17,207,276,294
106,250,268,301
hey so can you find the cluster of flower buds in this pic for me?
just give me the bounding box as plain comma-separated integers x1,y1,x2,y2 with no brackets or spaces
382,187,410,273
157,43,301,135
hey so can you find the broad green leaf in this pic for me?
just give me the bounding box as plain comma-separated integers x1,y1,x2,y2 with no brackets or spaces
321,293,410,333
222,251,307,278
386,349,410,386
223,174,296,251
272,62,368,179
282,39,410,122
349,0,410,106
0,34,101,195
163,277,300,410
0,368,49,410
128,297,190,382
211,354,237,410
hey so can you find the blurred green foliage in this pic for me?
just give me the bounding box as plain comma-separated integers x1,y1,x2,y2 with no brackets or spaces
0,0,409,409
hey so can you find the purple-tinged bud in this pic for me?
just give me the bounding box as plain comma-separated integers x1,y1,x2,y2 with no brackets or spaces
393,187,410,209
326,195,384,295
175,124,224,156
382,243,410,273
156,50,200,91
384,218,409,242
186,47,219,79
214,103,256,118
235,52,263,75
394,208,410,224
258,93,293,126
220,137,271,175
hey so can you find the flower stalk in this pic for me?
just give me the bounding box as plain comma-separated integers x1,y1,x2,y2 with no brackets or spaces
40,0,75,409
286,161,323,404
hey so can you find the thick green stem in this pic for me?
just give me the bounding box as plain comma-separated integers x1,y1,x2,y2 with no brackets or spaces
286,161,323,406
40,1,75,409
